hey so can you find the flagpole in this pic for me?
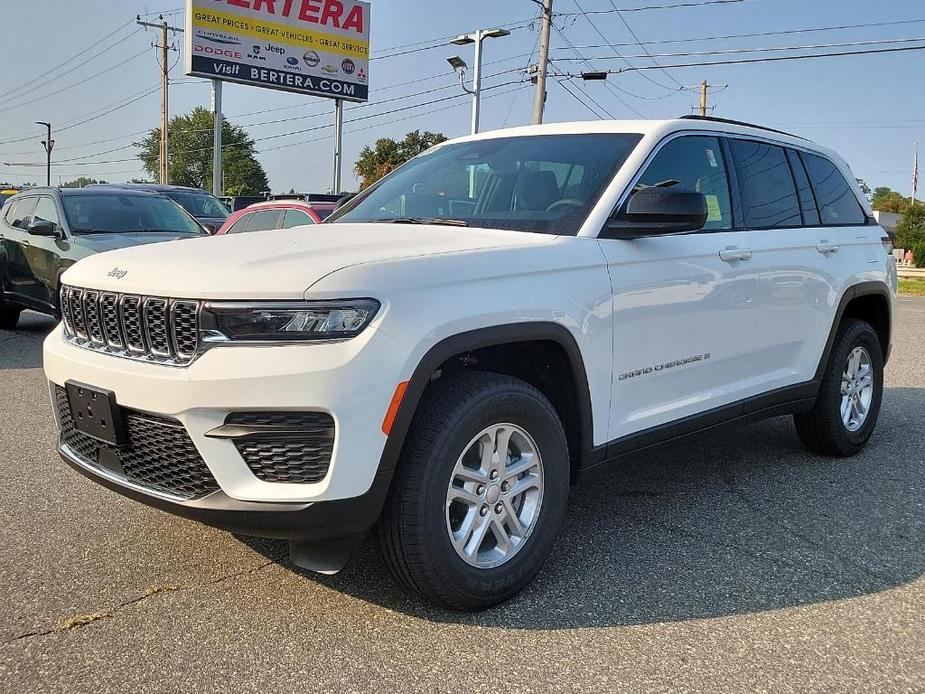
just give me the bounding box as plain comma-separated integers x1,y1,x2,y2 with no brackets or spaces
912,142,919,208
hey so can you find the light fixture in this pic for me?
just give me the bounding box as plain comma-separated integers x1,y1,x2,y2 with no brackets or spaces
446,55,468,71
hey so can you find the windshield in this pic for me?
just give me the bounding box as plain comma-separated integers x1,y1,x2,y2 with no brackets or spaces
329,133,642,235
163,191,229,219
63,194,206,234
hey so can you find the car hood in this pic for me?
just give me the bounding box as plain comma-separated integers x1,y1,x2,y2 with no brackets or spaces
60,223,558,299
70,231,204,253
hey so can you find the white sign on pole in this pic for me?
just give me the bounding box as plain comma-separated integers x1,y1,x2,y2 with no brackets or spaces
185,0,370,102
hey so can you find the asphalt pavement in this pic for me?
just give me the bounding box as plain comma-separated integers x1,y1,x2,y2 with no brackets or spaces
1,300,923,693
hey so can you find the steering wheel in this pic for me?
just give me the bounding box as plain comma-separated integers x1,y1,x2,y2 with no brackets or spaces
545,199,584,213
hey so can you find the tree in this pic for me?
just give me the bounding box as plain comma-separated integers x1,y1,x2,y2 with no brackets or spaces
135,107,269,195
61,177,107,188
354,130,447,189
895,204,925,267
870,186,911,214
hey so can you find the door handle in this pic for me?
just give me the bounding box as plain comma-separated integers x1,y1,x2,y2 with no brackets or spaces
719,247,752,262
816,241,839,255
20,239,31,247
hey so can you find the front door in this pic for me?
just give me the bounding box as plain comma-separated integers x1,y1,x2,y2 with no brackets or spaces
598,134,760,441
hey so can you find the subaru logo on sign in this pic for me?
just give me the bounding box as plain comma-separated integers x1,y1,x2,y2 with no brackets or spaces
286,57,298,66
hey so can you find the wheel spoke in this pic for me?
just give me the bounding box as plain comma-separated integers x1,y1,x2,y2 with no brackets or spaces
479,430,497,470
501,498,526,538
494,426,513,467
448,486,482,507
454,465,489,485
489,518,513,554
461,513,492,558
505,473,540,499
840,396,852,424
502,452,537,481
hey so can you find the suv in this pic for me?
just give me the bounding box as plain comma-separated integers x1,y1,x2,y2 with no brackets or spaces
92,184,230,233
0,187,207,328
44,117,896,610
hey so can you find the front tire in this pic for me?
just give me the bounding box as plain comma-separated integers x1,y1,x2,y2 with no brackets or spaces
794,319,884,456
378,371,569,610
0,299,20,330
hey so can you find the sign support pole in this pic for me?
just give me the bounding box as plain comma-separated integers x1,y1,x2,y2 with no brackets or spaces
211,79,223,197
332,98,343,194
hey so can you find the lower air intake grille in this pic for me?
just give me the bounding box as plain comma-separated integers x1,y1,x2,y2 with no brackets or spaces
55,386,219,500
225,411,335,484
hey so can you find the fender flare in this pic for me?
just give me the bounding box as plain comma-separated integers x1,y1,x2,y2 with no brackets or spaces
376,322,596,474
814,280,892,380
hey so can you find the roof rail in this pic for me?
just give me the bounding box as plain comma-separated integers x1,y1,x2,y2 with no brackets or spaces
678,115,807,141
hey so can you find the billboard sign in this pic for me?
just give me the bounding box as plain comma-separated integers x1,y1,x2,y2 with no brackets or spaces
185,0,370,102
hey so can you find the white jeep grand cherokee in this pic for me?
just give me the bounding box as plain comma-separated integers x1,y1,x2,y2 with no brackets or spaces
44,117,897,609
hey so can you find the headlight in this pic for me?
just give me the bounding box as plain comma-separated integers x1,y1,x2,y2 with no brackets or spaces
200,299,380,343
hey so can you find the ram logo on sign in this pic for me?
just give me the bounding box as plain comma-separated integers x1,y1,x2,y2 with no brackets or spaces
184,0,370,102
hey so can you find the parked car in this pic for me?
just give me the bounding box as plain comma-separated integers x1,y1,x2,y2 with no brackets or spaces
0,186,207,328
44,117,896,610
1,188,20,208
216,196,336,234
91,184,230,233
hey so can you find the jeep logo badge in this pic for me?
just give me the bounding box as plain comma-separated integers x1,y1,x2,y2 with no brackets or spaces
107,267,128,279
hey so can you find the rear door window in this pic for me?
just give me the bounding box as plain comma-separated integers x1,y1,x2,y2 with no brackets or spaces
632,135,733,230
245,209,283,232
730,139,802,228
800,152,866,225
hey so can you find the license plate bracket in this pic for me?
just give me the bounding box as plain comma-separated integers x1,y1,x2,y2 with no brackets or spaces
65,381,127,446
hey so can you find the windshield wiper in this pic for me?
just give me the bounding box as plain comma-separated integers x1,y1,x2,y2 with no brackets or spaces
71,228,114,234
381,216,469,227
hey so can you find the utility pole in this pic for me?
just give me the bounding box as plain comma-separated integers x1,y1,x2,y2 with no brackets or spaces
137,15,182,184
36,121,53,186
699,80,709,117
532,0,553,125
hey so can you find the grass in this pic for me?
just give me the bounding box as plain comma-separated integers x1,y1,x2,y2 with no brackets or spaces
898,278,925,296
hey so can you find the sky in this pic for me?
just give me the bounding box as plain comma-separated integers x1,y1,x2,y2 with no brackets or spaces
1,0,923,195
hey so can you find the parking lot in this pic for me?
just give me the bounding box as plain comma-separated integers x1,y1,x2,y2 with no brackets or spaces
0,298,922,693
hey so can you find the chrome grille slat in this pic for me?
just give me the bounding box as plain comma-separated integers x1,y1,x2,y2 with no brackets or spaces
83,291,104,344
60,285,200,367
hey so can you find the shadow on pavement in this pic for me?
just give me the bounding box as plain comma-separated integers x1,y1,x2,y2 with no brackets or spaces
246,386,925,628
0,312,57,370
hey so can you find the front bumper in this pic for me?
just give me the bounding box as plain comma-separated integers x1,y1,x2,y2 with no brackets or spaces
44,323,404,504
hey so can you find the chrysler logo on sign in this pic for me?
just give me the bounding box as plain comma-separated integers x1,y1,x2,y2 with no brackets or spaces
107,267,128,279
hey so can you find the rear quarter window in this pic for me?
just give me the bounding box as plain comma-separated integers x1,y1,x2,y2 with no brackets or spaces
801,152,866,226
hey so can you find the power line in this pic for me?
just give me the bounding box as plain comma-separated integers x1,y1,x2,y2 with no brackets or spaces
553,35,925,61
555,18,925,51
0,18,135,102
0,47,150,115
605,0,685,87
558,0,753,15
555,41,925,75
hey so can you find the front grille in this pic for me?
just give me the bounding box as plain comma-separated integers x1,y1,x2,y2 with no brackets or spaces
55,386,219,500
225,411,334,484
60,285,200,366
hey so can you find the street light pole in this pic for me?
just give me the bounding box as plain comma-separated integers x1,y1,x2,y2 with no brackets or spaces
36,121,53,187
448,28,510,135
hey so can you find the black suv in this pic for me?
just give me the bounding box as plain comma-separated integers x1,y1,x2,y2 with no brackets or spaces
0,186,207,328
92,184,230,233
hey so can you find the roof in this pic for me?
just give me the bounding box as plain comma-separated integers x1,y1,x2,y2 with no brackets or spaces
242,199,336,211
450,117,826,155
89,183,210,194
12,186,164,197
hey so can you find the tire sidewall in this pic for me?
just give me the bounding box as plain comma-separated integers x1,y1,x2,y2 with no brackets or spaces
415,384,569,604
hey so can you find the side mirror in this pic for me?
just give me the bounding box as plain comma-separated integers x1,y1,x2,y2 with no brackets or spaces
27,219,61,238
605,187,707,239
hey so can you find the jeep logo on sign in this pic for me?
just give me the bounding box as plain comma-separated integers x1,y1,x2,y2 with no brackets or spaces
107,267,128,279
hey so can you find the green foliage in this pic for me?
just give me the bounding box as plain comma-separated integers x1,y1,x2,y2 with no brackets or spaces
61,177,107,188
870,186,911,213
135,107,269,195
354,130,448,189
895,204,925,253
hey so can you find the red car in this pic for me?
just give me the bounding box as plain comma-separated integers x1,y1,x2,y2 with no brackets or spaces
216,198,337,235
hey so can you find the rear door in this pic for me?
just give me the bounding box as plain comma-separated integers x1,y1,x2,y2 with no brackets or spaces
599,133,760,441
